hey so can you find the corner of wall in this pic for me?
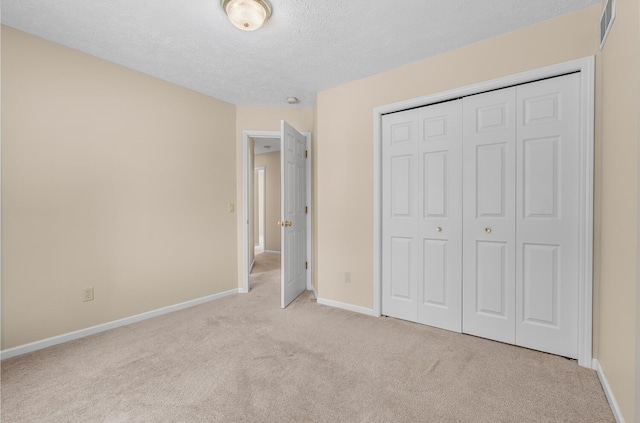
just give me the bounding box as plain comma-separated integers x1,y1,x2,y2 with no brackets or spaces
596,0,640,420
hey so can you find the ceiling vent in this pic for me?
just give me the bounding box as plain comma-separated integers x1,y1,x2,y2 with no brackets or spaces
599,0,615,49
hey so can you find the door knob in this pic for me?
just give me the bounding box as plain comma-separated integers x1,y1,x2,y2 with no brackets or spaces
277,221,283,227
436,226,442,232
285,221,293,227
485,227,492,233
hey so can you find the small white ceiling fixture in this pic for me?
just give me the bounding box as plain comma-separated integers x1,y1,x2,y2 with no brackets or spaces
221,0,271,31
286,97,299,104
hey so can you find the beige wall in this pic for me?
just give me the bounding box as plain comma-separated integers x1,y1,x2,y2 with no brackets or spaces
315,5,600,308
597,0,639,420
235,107,313,285
254,151,281,252
1,26,238,349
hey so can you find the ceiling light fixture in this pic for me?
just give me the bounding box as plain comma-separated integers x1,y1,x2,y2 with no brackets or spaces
286,97,299,104
221,0,272,31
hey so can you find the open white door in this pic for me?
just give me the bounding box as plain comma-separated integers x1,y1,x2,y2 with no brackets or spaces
280,121,307,308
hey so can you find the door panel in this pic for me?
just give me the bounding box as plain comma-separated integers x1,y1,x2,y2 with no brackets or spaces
422,239,447,306
476,241,508,317
463,88,516,344
424,152,448,216
391,155,413,216
515,74,580,358
280,121,307,308
522,243,559,326
417,100,462,332
390,237,414,300
382,110,419,322
476,144,507,217
523,137,559,218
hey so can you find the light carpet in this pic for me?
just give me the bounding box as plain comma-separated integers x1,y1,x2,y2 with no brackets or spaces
1,253,614,422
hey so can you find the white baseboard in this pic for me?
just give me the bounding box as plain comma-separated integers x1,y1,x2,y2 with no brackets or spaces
0,288,239,361
593,359,625,423
264,250,281,255
316,297,378,317
249,259,255,273
311,286,318,299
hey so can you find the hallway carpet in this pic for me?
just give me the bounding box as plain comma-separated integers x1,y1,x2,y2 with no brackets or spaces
1,253,614,422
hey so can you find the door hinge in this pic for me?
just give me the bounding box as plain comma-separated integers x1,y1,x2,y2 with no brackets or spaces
305,150,308,158
305,206,308,214
305,262,308,270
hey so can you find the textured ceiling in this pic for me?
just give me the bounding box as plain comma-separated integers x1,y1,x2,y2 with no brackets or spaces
1,0,599,107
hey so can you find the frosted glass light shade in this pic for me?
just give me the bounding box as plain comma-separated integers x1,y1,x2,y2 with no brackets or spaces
222,0,272,31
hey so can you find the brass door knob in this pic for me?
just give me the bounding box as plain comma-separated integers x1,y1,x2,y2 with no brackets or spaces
436,226,442,232
485,227,492,233
277,221,283,227
285,221,293,227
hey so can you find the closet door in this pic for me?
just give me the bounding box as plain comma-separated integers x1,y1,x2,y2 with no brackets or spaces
462,88,517,344
382,109,420,322
417,100,463,332
515,74,580,358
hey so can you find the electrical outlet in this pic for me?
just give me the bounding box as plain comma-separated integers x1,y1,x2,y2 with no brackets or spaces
344,271,351,283
82,287,94,302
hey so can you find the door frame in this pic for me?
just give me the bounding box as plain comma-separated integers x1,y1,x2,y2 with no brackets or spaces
241,129,313,294
372,56,595,367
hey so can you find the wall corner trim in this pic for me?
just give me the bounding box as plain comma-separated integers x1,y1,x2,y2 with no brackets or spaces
0,288,240,360
316,297,378,317
593,358,626,423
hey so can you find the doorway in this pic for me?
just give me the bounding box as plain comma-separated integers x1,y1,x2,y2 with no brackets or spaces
241,128,313,304
253,146,278,258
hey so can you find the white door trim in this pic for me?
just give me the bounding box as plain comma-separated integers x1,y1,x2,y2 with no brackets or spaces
373,56,595,367
241,130,312,294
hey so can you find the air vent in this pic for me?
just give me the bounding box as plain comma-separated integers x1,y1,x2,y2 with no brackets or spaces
599,0,616,49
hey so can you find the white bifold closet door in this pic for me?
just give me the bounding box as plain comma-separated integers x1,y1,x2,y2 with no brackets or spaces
462,87,517,345
462,74,580,358
382,100,463,332
418,101,463,331
514,75,580,358
382,73,580,359
381,109,420,322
